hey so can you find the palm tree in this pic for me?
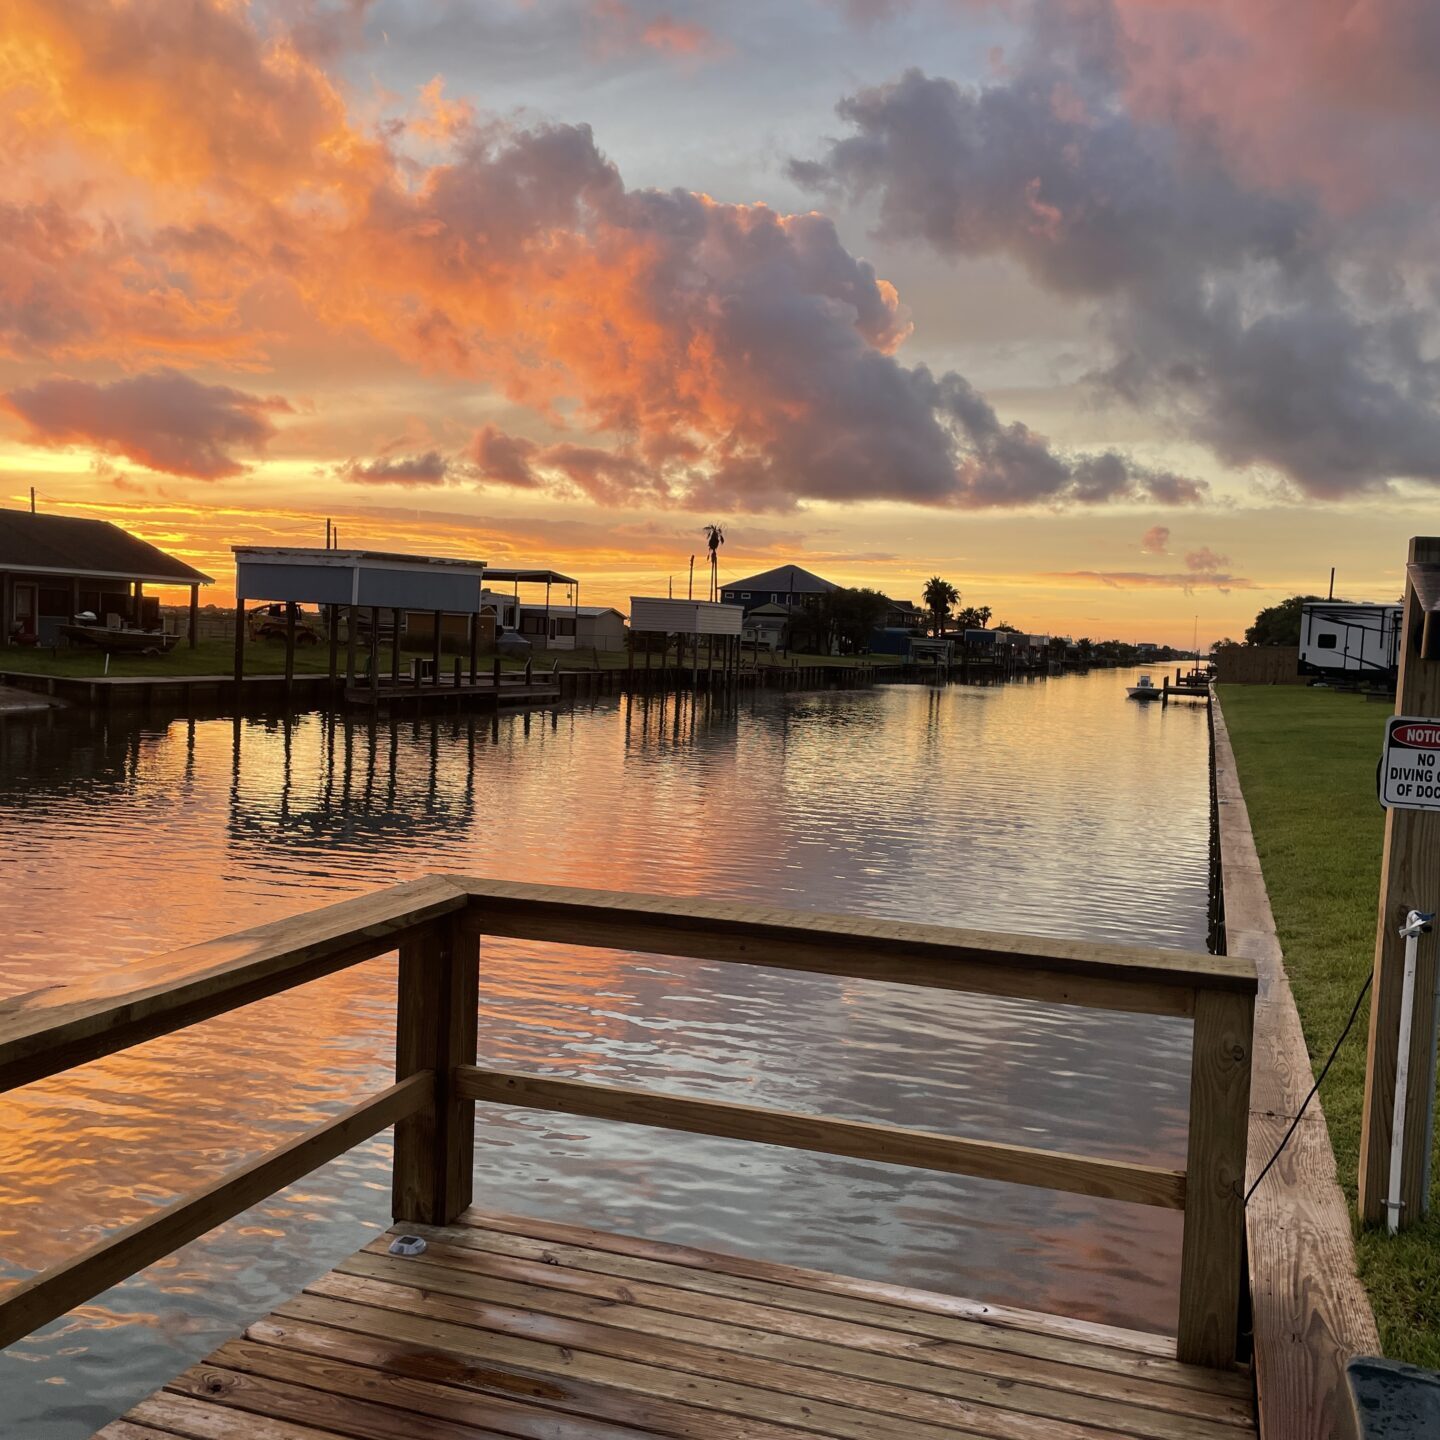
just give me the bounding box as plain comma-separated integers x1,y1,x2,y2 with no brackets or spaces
923,576,958,637
703,524,725,602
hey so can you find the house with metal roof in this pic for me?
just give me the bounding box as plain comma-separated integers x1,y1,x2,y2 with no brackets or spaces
720,564,837,615
0,507,212,648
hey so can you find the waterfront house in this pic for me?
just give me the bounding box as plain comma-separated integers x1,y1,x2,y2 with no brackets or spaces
0,507,211,648
883,596,926,630
478,586,626,652
721,564,837,615
741,601,790,653
518,603,627,652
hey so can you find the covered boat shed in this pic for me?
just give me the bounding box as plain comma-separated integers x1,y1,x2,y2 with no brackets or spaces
480,567,579,650
233,547,488,686
629,595,744,681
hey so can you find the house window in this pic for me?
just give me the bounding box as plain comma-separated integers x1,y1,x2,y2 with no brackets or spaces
724,591,735,600
520,614,546,635
741,592,750,599
1316,633,1338,649
554,617,576,637
771,592,779,602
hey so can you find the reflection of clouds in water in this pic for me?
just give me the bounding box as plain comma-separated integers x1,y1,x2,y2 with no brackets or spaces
0,673,1210,1437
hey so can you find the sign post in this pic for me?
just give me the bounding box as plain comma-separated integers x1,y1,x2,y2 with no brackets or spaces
1359,536,1440,1226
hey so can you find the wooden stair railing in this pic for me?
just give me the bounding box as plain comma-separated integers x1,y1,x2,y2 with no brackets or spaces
0,874,1256,1369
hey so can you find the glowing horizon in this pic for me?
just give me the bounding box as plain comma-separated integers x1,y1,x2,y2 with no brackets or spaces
3,2,1434,649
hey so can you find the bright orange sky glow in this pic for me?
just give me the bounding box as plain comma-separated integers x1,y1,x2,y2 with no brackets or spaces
3,1,1436,646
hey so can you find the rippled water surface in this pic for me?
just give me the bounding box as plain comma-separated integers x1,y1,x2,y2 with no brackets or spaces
0,671,1212,1437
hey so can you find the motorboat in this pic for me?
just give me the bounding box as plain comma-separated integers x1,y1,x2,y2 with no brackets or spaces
1127,673,1162,701
59,622,178,656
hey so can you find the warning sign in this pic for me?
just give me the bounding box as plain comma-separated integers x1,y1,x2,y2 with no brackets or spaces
1379,716,1440,810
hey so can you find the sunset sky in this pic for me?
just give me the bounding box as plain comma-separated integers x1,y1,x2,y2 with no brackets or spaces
2,0,1437,645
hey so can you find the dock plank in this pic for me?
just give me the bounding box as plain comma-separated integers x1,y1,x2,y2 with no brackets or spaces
336,1248,1243,1440
354,1235,1253,1427
92,1212,1256,1440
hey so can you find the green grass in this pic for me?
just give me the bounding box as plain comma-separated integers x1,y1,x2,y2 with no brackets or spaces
1219,684,1440,1364
0,637,335,678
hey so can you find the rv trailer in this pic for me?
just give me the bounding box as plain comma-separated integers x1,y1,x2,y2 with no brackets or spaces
1298,601,1402,685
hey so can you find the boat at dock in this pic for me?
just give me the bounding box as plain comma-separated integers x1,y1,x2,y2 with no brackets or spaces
1127,673,1162,700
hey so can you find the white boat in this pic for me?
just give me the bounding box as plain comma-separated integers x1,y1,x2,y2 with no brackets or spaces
1127,673,1162,701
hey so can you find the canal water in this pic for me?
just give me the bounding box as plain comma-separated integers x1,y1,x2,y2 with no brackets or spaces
0,670,1211,1437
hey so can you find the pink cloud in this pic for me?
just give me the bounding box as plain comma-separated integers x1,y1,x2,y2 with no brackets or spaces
2,369,290,479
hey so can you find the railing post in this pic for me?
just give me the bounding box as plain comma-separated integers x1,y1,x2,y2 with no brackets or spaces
1177,987,1254,1367
392,917,478,1225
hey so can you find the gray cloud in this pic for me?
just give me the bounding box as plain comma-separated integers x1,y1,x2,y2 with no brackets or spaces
792,28,1440,498
338,451,452,486
357,113,1207,512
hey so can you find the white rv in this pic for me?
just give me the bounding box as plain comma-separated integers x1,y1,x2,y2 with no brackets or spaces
1298,601,1402,683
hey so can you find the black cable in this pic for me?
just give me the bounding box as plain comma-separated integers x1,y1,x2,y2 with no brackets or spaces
1244,971,1373,1205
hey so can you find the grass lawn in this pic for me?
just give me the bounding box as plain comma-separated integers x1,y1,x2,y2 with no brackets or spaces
0,636,335,678
1219,684,1440,1365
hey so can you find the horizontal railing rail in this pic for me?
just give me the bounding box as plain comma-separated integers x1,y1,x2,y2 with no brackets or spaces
456,1066,1188,1208
0,875,1256,1371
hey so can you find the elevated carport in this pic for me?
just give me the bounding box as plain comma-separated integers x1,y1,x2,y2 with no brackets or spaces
233,547,488,688
482,567,578,650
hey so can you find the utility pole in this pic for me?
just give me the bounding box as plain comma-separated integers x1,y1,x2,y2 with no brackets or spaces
1358,536,1440,1225
688,555,695,601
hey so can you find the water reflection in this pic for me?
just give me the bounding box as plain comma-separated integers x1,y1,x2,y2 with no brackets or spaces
0,673,1211,1438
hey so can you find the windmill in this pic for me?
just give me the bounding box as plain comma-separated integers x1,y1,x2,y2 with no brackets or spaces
703,524,725,603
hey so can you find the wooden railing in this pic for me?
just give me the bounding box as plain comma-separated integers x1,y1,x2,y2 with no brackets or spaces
0,875,1256,1369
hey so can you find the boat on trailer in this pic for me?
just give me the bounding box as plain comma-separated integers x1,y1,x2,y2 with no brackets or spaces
59,623,178,656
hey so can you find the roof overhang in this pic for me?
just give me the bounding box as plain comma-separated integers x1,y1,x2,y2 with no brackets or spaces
1,561,212,586
483,567,579,586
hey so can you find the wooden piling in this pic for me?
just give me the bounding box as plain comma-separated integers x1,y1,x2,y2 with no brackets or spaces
283,602,297,691
1359,535,1440,1225
392,920,478,1226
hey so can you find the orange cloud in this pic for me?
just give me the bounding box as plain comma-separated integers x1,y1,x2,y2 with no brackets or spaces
3,370,291,479
586,1,727,60
0,0,1203,514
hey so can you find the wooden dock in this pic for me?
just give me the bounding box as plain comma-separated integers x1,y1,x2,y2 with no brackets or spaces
0,669,337,711
0,877,1260,1437
98,1208,1256,1440
344,675,562,712
1211,696,1377,1439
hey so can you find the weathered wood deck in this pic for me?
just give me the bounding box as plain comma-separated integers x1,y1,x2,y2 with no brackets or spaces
96,1208,1256,1440
2,877,1261,1435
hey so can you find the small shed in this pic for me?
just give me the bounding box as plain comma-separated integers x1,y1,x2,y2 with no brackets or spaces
233,546,488,683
